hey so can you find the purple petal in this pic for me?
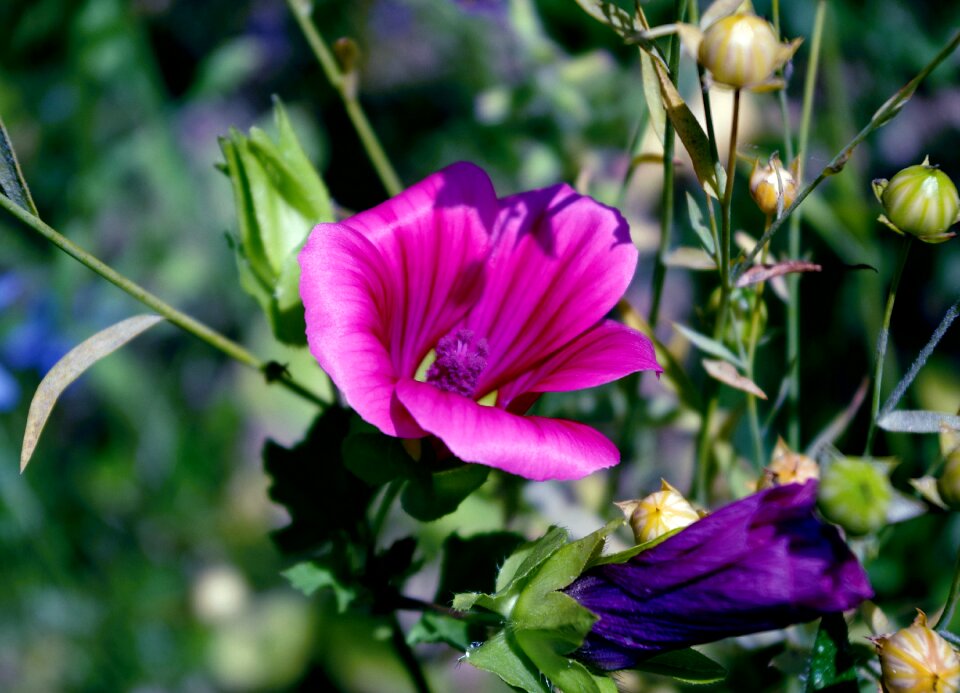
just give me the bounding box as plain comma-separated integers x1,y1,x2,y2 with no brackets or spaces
497,320,662,407
395,379,619,480
566,482,873,670
299,162,498,436
465,185,638,395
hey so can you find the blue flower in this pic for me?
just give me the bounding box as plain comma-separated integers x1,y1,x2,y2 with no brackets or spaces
565,482,873,671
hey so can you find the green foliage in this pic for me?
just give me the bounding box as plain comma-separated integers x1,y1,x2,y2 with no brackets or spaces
804,615,860,692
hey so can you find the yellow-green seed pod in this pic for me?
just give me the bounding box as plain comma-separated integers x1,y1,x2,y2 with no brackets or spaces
817,458,892,536
937,427,960,509
616,480,701,544
749,154,800,217
698,14,800,89
875,610,960,693
758,437,819,489
874,157,960,243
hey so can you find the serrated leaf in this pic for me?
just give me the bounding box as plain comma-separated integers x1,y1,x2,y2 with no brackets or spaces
21,314,164,471
0,118,37,216
804,614,859,692
463,630,551,693
634,648,727,684
702,358,767,399
516,630,607,693
407,612,472,650
282,561,356,612
496,527,568,593
401,463,489,522
673,322,744,369
686,192,715,254
877,410,960,434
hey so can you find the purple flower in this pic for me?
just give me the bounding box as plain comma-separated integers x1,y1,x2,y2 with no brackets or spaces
565,481,873,670
298,162,661,480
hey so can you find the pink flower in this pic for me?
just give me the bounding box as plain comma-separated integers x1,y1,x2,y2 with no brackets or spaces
298,162,661,480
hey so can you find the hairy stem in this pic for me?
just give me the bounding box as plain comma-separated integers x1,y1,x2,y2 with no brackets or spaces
864,235,912,455
285,0,403,197
0,193,328,407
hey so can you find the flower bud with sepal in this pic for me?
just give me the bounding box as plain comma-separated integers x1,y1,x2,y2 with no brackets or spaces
873,157,959,243
874,610,960,693
817,457,893,536
615,480,701,544
750,153,800,217
758,437,819,489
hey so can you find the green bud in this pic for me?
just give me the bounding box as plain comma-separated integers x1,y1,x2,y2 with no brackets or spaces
874,157,959,243
817,458,893,536
937,426,960,509
219,100,334,344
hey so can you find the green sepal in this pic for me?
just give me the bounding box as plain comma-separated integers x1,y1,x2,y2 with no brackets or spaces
633,649,727,684
406,612,473,650
872,177,889,204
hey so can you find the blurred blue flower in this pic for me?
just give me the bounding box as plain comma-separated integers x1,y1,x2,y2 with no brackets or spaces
0,365,20,412
453,0,508,15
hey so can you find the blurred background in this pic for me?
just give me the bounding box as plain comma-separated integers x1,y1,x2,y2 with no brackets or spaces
1,0,959,690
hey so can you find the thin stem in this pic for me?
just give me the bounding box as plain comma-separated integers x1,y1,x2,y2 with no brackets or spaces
648,0,685,328
285,0,403,197
864,235,912,455
734,30,960,278
0,193,328,407
786,0,827,449
745,218,772,470
936,547,960,630
389,615,433,693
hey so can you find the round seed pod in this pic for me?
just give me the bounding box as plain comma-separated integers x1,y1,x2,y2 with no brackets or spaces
875,610,960,693
817,458,892,536
749,154,799,217
698,14,783,89
616,480,701,544
877,158,959,242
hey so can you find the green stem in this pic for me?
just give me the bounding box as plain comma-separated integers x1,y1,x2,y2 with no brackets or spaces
371,479,403,547
648,0,685,328
745,221,772,471
0,193,328,407
864,235,912,456
734,29,960,277
285,0,403,197
937,548,960,630
786,0,827,449
389,614,432,693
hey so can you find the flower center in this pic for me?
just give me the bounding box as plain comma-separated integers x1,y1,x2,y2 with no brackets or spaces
426,329,488,397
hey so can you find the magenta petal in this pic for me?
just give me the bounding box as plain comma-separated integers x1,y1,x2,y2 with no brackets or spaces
498,320,662,406
299,162,498,436
395,379,619,480
466,185,638,393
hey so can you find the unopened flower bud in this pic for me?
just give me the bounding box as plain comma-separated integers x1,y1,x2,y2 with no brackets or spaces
750,154,800,217
874,157,960,243
616,480,701,544
758,437,819,490
875,610,960,693
698,13,801,90
937,426,960,509
817,458,892,536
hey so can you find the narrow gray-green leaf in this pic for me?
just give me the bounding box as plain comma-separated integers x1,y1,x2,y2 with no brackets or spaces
877,410,960,434
702,358,767,399
686,191,714,254
673,322,744,369
639,50,666,145
21,315,165,471
0,118,38,216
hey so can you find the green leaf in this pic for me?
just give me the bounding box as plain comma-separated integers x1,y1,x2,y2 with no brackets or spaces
406,612,472,650
673,322,745,369
0,117,38,216
804,614,859,692
342,426,413,486
282,561,356,613
264,406,375,554
516,630,608,693
400,463,490,522
639,50,666,145
633,648,727,684
686,191,715,254
436,533,526,603
21,314,165,472
496,527,568,593
588,528,680,567
464,630,551,693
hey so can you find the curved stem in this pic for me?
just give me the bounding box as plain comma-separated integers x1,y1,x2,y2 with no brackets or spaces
864,235,912,455
389,614,433,693
285,0,403,197
936,547,960,630
0,193,328,407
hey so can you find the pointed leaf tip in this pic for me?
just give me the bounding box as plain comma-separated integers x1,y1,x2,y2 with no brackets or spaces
20,314,165,472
